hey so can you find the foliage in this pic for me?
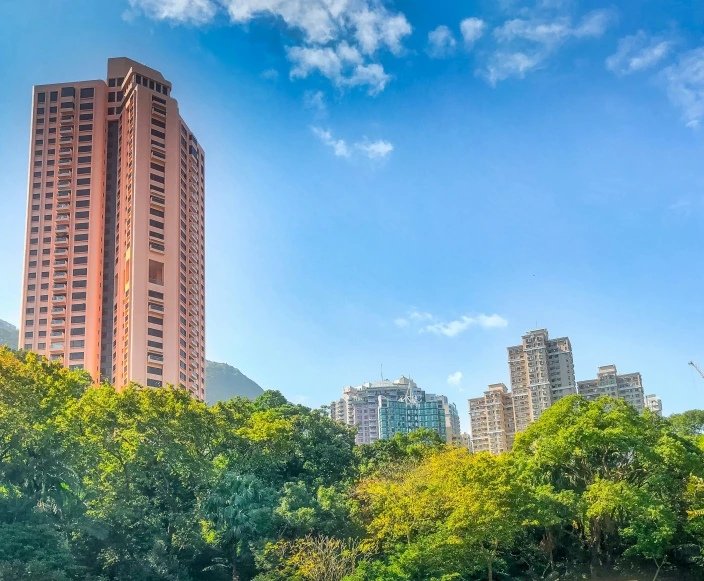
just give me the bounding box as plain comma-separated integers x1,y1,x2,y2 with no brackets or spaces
0,349,703,581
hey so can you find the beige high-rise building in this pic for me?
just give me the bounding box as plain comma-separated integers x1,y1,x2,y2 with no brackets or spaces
19,58,206,400
507,329,576,429
468,328,576,454
468,383,516,455
577,365,645,412
644,394,663,416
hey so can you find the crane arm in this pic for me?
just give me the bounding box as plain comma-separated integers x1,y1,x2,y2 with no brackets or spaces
689,361,704,380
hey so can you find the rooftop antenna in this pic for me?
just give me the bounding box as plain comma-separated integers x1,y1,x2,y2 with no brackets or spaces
380,364,384,382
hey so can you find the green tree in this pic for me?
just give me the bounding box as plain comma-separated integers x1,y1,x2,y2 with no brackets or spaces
202,472,277,581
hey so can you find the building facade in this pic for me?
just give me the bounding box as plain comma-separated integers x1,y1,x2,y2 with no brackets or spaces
507,329,576,428
644,394,663,416
468,383,516,455
19,58,206,400
577,365,645,412
329,376,461,445
468,328,576,454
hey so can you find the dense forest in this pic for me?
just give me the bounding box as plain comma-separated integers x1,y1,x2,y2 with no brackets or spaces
1,348,703,581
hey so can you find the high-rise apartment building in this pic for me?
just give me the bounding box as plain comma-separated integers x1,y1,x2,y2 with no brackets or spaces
577,365,645,412
19,58,206,400
507,329,576,429
468,328,576,454
468,383,516,455
330,376,460,445
644,394,663,416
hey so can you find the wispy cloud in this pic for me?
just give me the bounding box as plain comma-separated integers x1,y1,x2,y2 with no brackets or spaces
448,371,463,386
312,127,350,158
480,8,616,85
304,90,326,114
128,0,410,96
661,47,704,128
606,31,674,76
425,314,508,337
313,127,394,160
395,310,507,337
427,25,457,59
356,139,394,159
460,18,486,48
260,68,279,81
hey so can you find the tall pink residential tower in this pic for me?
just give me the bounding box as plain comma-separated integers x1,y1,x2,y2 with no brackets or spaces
19,58,206,401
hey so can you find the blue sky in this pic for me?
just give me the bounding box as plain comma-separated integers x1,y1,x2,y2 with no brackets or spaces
1,0,704,427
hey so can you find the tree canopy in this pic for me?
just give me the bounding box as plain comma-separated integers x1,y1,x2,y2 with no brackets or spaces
0,347,703,581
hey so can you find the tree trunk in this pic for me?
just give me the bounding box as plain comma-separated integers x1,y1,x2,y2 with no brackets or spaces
487,557,493,581
652,557,666,581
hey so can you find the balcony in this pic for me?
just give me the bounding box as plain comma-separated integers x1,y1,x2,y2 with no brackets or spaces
50,330,64,338
52,295,66,302
50,342,65,351
147,353,164,362
57,190,71,199
148,278,164,286
59,136,72,143
54,246,68,253
56,202,70,210
149,242,164,253
51,307,65,314
59,126,73,134
56,214,70,222
52,282,67,290
53,271,67,279
150,195,165,207
58,169,71,177
148,303,164,313
58,158,72,166
57,180,70,187
50,319,65,327
54,236,69,245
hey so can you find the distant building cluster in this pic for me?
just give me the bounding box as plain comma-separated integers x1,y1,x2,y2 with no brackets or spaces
468,328,663,455
330,376,461,445
329,327,663,452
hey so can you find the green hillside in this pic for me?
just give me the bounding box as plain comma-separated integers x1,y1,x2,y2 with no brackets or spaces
0,319,18,349
205,360,264,404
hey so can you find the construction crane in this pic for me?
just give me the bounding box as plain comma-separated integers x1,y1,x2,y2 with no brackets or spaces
689,361,704,380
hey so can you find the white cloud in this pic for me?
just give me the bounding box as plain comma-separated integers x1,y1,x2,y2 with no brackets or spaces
459,17,485,47
129,0,410,95
447,371,463,386
606,31,673,75
313,127,393,160
312,127,350,157
394,318,409,328
345,63,391,95
128,0,218,24
287,44,389,96
482,51,544,86
350,7,412,55
427,25,456,59
476,314,509,328
356,139,394,159
661,47,704,128
424,314,508,337
482,8,615,84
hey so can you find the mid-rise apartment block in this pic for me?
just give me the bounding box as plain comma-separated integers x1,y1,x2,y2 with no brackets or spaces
330,376,461,445
19,58,206,400
468,383,516,455
644,394,663,416
577,365,645,412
